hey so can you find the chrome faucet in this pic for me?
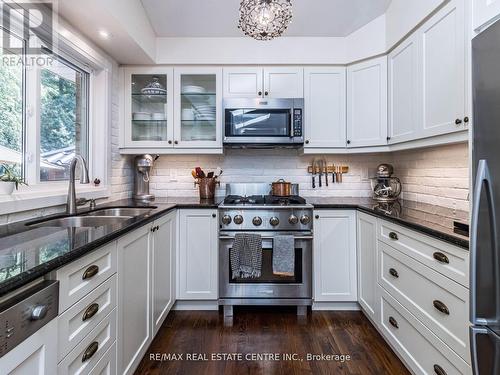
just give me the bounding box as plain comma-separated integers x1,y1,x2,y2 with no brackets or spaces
67,155,90,215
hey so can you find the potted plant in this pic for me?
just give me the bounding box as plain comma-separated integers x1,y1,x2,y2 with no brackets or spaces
0,164,26,195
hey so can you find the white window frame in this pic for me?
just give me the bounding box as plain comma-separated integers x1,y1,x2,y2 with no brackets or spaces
0,2,112,214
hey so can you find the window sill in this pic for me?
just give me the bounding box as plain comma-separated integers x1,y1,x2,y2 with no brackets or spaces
0,185,110,215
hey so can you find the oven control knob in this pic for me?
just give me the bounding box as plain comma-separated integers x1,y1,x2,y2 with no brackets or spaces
233,215,244,225
300,215,311,225
288,215,299,225
222,215,232,225
269,217,280,226
252,217,262,226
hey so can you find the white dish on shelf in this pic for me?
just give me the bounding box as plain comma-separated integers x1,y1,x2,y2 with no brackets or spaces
182,85,206,94
151,113,166,121
133,112,152,121
141,88,167,95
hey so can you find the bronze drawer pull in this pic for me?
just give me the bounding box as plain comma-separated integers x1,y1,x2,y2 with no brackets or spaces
433,252,449,264
433,364,447,375
82,341,99,362
82,265,99,280
82,303,99,322
433,300,450,315
389,268,399,278
389,316,399,329
389,232,399,240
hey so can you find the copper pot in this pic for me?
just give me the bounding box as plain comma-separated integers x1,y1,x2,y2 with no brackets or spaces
271,179,292,196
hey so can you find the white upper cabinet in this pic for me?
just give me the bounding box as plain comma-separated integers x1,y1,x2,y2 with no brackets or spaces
174,67,223,148
304,67,347,148
223,67,303,98
388,0,467,145
347,56,388,147
263,67,304,98
388,33,421,144
313,210,357,302
122,67,174,149
178,209,219,300
223,67,263,98
474,0,500,31
419,0,466,138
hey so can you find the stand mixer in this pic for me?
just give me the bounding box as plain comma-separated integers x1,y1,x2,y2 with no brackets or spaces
133,154,158,201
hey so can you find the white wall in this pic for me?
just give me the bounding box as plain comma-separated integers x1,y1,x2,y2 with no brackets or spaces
155,14,387,65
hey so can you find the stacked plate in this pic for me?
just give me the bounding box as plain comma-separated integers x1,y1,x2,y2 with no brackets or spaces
194,105,216,121
182,85,206,94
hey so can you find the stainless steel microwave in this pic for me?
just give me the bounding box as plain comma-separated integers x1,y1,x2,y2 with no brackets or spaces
223,98,304,147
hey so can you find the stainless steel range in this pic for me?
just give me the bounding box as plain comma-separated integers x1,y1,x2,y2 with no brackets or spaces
218,183,313,316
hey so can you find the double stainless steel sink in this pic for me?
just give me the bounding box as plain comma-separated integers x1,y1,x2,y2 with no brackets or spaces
27,206,157,228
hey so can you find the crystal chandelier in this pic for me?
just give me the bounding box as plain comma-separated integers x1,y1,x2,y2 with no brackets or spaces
238,0,293,41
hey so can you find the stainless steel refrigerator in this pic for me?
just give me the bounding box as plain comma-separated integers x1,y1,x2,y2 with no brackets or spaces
471,18,500,375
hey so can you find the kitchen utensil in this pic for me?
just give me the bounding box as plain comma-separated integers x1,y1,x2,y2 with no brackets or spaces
318,159,323,188
133,112,152,121
271,179,292,197
191,170,198,179
207,172,214,178
338,166,343,183
195,167,205,178
323,158,329,187
311,159,316,189
215,167,223,177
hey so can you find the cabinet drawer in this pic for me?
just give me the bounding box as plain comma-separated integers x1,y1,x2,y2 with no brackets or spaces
89,342,116,375
380,290,471,375
58,275,117,361
57,242,117,312
58,309,116,375
379,242,469,361
378,220,469,287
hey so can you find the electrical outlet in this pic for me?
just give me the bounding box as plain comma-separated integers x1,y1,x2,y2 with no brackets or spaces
361,167,369,181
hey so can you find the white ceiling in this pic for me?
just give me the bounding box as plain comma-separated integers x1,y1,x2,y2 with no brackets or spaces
141,0,392,38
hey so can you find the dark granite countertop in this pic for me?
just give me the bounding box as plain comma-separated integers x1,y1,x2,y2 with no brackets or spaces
307,197,469,249
0,197,221,297
0,195,467,297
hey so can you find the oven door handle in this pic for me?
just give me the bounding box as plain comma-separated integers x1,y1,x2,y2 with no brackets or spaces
219,235,313,240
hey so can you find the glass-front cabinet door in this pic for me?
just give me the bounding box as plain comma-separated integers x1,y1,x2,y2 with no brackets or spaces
174,67,222,148
123,67,174,148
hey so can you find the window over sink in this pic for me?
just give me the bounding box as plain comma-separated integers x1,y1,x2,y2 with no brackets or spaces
0,28,91,186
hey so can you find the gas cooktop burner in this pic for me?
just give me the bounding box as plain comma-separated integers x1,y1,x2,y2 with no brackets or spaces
223,195,307,206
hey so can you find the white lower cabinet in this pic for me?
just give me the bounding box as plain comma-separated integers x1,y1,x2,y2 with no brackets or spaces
356,212,379,322
151,211,176,335
117,225,152,375
1,318,58,375
58,309,116,375
117,212,176,375
373,218,472,375
380,290,470,375
313,210,357,302
178,209,219,300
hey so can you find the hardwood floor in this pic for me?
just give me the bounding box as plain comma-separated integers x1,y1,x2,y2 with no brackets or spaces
135,307,410,375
